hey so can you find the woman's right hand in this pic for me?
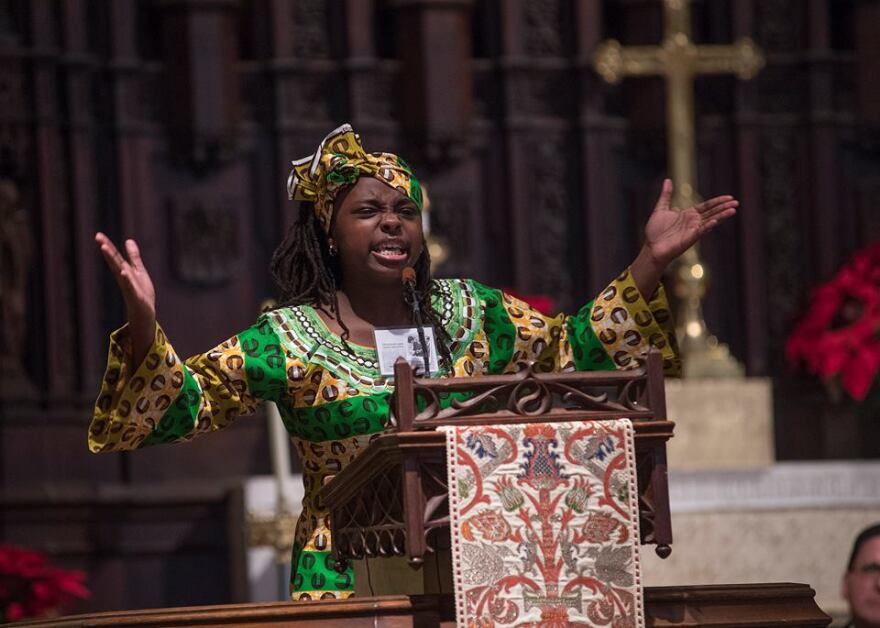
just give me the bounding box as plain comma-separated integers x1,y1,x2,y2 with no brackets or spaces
95,232,156,367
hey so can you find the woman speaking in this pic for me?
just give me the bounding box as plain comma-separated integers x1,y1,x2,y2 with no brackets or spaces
89,123,737,601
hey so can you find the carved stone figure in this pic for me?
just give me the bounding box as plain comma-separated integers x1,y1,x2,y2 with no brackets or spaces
0,178,36,395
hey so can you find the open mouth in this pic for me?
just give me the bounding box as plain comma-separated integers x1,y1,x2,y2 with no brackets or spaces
371,241,409,263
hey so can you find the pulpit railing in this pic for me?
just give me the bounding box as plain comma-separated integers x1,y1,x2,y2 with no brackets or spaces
320,349,674,574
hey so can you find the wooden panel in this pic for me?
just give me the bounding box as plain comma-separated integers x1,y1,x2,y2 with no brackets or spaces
0,404,277,485
12,584,829,627
0,406,123,485
645,583,831,627
0,484,248,613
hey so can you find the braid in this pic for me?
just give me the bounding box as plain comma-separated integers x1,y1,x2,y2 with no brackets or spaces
269,201,352,342
270,201,337,307
269,201,454,370
413,244,455,372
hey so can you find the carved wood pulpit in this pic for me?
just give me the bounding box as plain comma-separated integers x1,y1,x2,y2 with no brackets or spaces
16,349,832,627
12,585,832,627
319,350,674,595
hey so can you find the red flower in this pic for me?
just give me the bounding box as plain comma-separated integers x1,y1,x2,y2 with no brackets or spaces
580,511,622,543
462,509,512,542
0,545,89,622
786,242,880,400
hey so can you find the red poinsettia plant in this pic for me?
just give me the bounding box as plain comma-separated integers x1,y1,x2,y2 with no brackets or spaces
786,242,880,401
0,545,89,622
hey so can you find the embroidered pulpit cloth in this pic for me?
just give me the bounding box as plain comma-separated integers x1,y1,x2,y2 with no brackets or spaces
444,420,645,627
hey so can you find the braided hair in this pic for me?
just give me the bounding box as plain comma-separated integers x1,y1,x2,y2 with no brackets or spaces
269,199,454,371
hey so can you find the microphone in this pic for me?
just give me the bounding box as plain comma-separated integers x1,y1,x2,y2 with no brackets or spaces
401,267,431,377
401,266,417,291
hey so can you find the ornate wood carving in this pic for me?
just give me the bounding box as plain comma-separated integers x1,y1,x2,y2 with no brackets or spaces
856,0,880,124
349,65,396,122
158,0,242,171
0,59,29,177
409,363,649,424
280,73,340,124
0,179,36,397
390,0,474,165
30,0,77,395
761,128,806,373
323,351,675,571
169,196,241,285
732,0,769,376
290,0,331,59
331,452,451,562
62,0,104,388
525,132,574,310
0,0,864,404
0,5,34,396
755,0,804,52
523,0,568,57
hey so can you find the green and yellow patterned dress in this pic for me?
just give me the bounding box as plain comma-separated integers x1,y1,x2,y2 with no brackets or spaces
89,269,678,601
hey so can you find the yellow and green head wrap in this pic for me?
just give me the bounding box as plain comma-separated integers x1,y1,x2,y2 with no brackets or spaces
287,123,423,234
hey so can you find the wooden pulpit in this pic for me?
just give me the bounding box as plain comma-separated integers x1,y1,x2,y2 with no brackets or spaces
319,351,674,596
15,352,832,627
13,585,831,627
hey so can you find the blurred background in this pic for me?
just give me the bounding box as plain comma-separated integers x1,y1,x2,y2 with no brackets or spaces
1,0,878,622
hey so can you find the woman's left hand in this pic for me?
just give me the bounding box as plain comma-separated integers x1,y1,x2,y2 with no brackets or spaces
644,178,739,268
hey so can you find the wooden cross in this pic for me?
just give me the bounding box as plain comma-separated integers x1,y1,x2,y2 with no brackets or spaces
593,0,765,376
593,0,764,209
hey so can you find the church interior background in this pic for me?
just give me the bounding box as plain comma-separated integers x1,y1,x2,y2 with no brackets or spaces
1,0,879,623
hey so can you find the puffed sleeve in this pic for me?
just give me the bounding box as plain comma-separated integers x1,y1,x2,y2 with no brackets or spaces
473,267,680,376
88,314,301,452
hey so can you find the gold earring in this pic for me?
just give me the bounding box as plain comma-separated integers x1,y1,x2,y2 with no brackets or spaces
328,240,338,256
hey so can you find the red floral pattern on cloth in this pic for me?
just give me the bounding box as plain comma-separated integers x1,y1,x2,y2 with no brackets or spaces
443,421,644,628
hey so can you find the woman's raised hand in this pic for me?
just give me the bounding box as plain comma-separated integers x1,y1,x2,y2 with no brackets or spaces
629,179,739,301
95,232,156,366
643,178,739,267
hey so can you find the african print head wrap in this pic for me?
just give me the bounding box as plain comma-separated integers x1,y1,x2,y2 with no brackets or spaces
287,123,423,234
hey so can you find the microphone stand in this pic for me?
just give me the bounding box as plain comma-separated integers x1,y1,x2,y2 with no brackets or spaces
402,274,432,378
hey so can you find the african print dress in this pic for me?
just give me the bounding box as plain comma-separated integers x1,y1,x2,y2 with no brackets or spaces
89,269,679,601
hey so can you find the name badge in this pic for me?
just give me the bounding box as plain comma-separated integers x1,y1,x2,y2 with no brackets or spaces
373,326,440,377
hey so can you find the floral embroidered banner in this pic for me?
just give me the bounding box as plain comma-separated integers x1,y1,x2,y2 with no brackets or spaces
443,420,644,627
